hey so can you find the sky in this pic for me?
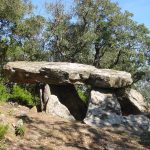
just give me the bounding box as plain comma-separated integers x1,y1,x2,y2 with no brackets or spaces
32,0,150,30
112,0,150,29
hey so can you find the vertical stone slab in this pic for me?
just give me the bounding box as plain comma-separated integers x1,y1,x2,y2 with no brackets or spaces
116,88,147,115
39,88,43,111
84,90,122,127
43,84,51,111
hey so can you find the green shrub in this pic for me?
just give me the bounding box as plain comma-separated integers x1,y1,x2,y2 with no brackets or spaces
15,119,25,137
0,81,10,102
77,88,88,102
15,125,25,137
76,85,89,103
0,124,8,140
11,85,35,107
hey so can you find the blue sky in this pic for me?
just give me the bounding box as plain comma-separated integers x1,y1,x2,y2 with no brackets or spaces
32,0,150,30
112,0,150,29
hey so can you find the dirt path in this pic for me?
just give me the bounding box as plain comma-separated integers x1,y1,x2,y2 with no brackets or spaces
0,103,150,150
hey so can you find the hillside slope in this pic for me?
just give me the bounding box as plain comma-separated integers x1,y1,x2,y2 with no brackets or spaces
0,103,150,150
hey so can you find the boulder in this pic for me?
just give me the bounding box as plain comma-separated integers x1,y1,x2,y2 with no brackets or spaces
30,106,37,113
84,89,150,131
46,95,75,121
4,61,132,88
84,90,122,127
84,112,122,127
127,89,147,112
122,115,150,131
116,89,147,115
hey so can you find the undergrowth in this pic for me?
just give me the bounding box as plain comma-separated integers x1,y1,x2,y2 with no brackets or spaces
0,80,10,102
11,85,35,107
0,124,8,140
0,78,37,107
76,85,90,103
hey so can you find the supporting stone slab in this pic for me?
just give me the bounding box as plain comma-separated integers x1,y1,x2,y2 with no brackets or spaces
116,88,147,115
84,89,122,127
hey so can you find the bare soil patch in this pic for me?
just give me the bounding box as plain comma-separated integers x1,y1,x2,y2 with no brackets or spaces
0,102,150,150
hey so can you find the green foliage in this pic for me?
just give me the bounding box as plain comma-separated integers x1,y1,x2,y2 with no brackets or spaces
77,88,88,103
0,81,10,102
15,126,25,137
0,0,149,85
11,85,35,107
136,81,150,103
15,124,25,137
45,0,150,81
0,79,36,108
0,124,8,140
140,85,150,103
76,85,89,103
0,0,32,22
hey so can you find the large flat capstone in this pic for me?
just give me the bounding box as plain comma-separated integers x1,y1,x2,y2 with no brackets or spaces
4,61,132,88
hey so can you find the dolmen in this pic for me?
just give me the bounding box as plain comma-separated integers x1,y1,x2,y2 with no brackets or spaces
4,61,150,131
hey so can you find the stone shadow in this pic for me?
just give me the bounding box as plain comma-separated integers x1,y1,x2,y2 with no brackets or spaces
7,114,147,150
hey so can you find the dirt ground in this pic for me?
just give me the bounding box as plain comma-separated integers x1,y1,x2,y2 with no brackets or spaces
0,102,150,150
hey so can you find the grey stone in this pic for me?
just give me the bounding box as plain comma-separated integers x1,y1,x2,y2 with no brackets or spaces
16,119,24,127
43,84,51,103
84,90,122,127
84,112,122,127
46,95,75,121
116,89,147,115
127,89,147,112
18,111,28,117
123,115,150,131
4,61,132,88
88,69,133,88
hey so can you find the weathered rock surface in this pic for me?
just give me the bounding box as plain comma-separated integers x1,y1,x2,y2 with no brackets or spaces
84,112,123,127
126,89,147,112
84,90,150,131
116,89,147,115
4,61,132,88
84,90,122,127
88,69,132,88
46,95,75,120
122,115,150,131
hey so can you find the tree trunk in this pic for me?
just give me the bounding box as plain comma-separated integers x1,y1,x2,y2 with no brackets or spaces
109,49,122,69
93,47,100,68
